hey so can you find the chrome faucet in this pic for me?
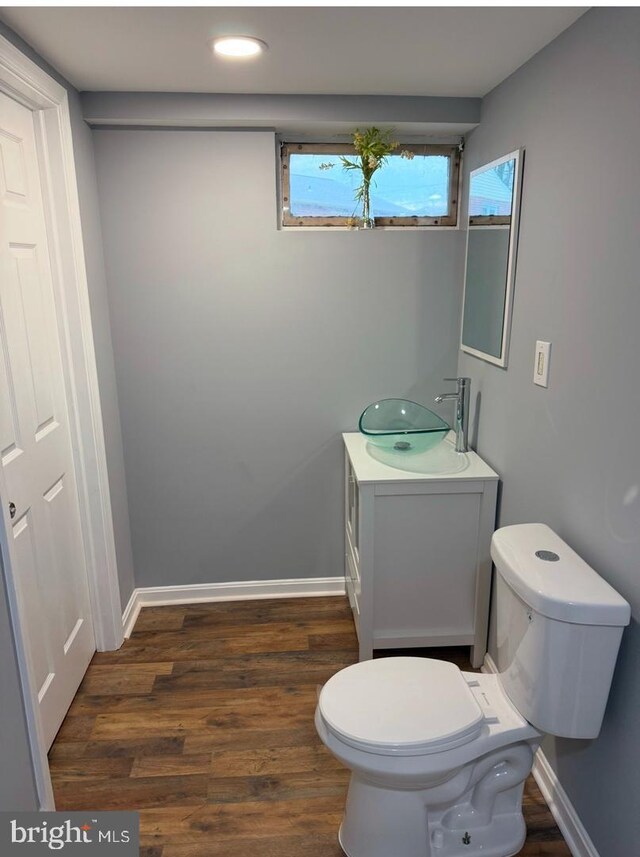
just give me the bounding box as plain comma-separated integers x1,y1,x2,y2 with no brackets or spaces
434,377,471,453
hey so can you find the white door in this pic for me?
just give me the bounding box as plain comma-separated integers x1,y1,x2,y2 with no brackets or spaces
0,92,95,750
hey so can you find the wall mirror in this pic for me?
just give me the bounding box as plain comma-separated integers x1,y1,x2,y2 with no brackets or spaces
461,149,524,367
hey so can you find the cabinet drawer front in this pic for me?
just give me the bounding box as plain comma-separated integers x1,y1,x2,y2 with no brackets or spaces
345,547,360,589
346,516,358,552
345,526,360,579
345,546,361,639
346,575,360,634
346,460,360,551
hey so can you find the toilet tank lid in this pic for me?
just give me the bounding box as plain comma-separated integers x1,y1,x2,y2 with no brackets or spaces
491,524,631,627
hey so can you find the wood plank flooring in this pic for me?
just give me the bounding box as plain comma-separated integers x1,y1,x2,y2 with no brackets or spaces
49,597,571,856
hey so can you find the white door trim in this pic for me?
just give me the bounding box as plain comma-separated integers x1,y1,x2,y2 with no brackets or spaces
0,35,123,809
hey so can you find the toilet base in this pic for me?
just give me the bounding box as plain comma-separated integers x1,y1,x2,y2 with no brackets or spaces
338,769,529,857
339,817,525,857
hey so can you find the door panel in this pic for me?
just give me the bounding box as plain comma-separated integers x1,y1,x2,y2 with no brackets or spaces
0,91,95,750
0,330,19,460
11,244,57,433
11,509,52,695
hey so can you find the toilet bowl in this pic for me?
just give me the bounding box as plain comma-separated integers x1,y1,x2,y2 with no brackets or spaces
317,659,540,857
316,524,630,857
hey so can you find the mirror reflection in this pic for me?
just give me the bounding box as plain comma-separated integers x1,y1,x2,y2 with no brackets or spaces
461,150,523,367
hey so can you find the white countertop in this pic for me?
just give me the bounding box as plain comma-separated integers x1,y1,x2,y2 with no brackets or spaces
344,431,499,484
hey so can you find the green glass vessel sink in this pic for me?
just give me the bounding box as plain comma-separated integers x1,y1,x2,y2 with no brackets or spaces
359,399,450,454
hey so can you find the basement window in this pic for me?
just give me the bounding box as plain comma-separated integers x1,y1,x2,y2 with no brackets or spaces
280,142,461,228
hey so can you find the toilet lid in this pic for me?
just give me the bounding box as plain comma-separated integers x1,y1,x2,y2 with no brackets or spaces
319,658,484,755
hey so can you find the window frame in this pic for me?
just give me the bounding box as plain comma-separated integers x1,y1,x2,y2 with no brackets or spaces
468,215,511,226
280,142,461,228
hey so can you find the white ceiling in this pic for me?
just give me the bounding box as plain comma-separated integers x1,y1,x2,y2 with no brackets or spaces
1,6,587,97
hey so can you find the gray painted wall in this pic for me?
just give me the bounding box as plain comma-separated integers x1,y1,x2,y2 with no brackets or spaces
0,20,135,611
458,9,640,854
93,128,464,589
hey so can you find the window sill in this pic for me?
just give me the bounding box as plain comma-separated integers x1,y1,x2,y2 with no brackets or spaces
279,224,461,233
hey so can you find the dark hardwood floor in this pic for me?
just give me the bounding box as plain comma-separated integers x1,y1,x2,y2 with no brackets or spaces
49,597,571,856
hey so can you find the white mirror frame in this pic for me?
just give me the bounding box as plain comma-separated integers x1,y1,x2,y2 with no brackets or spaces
460,148,524,368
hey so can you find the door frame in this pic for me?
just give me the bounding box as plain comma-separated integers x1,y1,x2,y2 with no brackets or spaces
0,35,123,808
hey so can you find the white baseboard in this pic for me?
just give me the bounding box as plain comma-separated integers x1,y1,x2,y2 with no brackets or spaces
122,576,346,639
482,652,499,675
532,746,600,857
482,654,599,857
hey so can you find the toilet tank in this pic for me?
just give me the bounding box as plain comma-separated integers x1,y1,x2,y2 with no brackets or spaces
491,524,630,739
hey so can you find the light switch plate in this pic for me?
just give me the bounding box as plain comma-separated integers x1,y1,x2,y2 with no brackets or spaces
534,341,551,387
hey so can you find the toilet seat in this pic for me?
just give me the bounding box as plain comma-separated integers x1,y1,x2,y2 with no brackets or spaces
318,657,485,756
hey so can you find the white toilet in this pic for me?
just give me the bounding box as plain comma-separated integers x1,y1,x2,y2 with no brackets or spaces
315,523,630,857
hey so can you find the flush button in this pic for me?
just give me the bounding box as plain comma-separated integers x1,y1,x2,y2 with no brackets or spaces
535,550,560,562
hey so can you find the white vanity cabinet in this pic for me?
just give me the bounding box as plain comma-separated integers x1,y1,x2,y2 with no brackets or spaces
343,432,499,668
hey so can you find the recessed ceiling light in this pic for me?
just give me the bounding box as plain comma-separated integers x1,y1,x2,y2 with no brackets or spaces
211,36,267,59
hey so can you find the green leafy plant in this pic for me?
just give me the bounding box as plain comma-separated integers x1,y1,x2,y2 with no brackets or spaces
321,127,413,227
341,127,398,226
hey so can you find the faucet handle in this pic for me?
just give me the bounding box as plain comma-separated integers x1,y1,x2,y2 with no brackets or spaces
443,377,470,384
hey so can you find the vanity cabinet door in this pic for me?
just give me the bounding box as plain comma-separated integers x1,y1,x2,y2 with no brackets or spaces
372,489,481,645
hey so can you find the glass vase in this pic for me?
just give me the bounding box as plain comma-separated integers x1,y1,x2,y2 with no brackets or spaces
361,183,375,229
